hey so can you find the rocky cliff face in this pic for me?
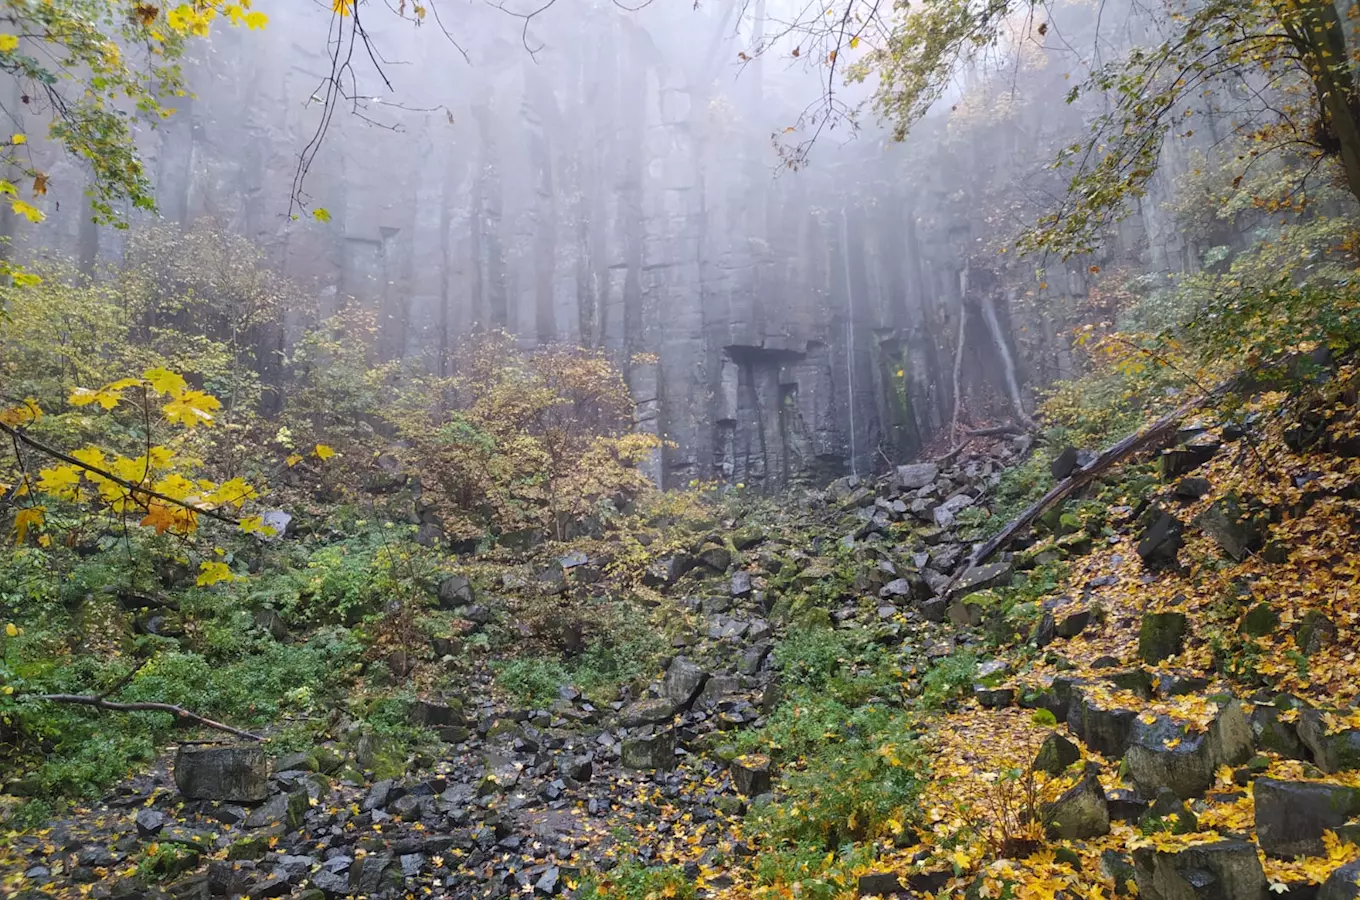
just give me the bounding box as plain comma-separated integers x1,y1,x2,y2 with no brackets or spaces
7,3,1213,489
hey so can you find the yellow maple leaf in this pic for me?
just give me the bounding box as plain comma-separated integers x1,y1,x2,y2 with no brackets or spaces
224,3,245,25
10,198,41,222
245,10,267,28
140,502,186,535
71,446,106,469
69,385,124,410
152,473,198,501
163,390,221,428
331,0,352,17
314,443,337,460
210,477,257,508
5,622,17,637
0,34,18,52
13,506,44,544
143,367,187,398
238,515,276,537
10,133,24,145
285,453,303,467
196,561,234,586
37,465,81,500
0,398,41,426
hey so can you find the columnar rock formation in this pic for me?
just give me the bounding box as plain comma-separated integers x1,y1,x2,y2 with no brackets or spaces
7,3,1214,488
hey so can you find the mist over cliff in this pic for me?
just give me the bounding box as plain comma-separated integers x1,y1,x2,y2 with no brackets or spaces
6,0,1232,487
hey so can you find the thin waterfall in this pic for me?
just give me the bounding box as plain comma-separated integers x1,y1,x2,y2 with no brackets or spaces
841,206,858,477
979,291,1035,428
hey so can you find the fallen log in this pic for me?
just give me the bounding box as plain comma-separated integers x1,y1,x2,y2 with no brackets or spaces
36,694,264,742
942,378,1237,596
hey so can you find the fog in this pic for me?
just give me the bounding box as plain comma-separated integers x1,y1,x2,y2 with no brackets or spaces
6,0,1236,487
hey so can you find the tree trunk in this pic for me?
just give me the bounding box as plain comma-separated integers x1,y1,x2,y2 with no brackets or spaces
1286,0,1360,204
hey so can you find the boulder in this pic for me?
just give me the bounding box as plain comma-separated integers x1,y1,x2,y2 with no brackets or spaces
947,601,983,628
1139,611,1188,664
135,808,167,838
1320,861,1360,900
174,745,269,802
1296,610,1338,656
619,698,677,727
953,562,1014,597
350,853,402,895
1249,700,1308,760
1125,701,1253,799
730,754,772,796
932,493,975,528
1139,787,1197,835
1254,779,1360,858
1055,610,1091,638
646,553,696,586
1298,710,1360,773
731,571,753,598
1050,447,1081,480
621,729,676,770
857,872,904,898
1045,769,1110,840
436,574,474,608
895,462,940,490
1131,840,1266,900
697,543,732,573
732,527,766,550
696,675,742,710
1032,733,1081,777
662,656,709,709
1068,690,1139,758
1194,496,1268,562
1136,511,1184,570
1159,439,1220,479
252,608,289,641
974,686,1014,709
410,699,464,728
1238,603,1279,637
738,643,771,676
1172,477,1212,500
243,790,308,830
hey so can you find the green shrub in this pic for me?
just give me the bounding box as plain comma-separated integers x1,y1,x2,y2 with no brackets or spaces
919,648,978,708
494,657,570,708
748,843,875,900
749,701,923,846
578,861,696,900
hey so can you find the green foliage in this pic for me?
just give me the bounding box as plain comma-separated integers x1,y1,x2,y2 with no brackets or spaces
747,843,876,900
494,657,571,709
1186,281,1360,366
578,861,696,900
740,624,924,847
920,648,979,709
134,842,200,882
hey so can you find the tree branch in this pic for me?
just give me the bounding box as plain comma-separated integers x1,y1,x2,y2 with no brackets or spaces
943,375,1241,596
0,420,241,526
35,694,264,742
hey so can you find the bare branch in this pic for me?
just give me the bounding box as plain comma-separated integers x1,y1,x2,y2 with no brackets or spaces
36,694,264,742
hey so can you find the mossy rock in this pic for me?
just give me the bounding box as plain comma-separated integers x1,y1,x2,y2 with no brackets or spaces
486,719,525,740
226,834,269,861
793,607,833,630
1139,611,1188,664
1239,603,1280,637
352,733,405,781
732,527,767,550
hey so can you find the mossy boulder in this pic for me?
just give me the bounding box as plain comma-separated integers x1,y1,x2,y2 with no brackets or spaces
1138,610,1188,664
